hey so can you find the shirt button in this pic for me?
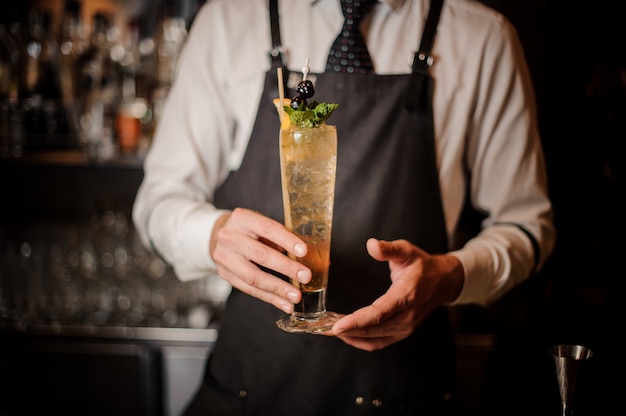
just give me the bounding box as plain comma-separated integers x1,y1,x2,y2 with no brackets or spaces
238,390,247,398
354,396,365,406
372,398,383,408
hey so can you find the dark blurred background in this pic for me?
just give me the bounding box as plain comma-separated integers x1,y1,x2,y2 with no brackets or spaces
472,1,624,415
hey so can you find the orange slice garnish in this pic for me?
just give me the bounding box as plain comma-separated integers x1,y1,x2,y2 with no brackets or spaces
273,98,291,130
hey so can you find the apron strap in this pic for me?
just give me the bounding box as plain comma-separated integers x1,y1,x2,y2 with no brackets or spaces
268,0,285,69
405,0,445,112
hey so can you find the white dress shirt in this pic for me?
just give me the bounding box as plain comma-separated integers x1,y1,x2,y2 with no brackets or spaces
132,0,556,306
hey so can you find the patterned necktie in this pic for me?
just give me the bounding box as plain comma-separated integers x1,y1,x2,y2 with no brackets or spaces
326,0,377,73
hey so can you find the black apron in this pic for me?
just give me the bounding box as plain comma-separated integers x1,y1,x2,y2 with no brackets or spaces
185,1,457,414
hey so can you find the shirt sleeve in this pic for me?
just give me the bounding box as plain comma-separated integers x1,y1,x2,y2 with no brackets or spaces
446,15,556,306
132,5,235,282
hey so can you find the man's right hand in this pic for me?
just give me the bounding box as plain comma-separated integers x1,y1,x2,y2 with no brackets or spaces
210,207,312,313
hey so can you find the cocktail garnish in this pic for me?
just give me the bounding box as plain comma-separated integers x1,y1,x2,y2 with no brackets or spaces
274,59,338,129
284,102,339,128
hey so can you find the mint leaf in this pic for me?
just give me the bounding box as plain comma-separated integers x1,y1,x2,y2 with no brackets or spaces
284,102,339,128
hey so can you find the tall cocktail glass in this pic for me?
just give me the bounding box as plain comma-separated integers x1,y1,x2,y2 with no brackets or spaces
276,124,341,333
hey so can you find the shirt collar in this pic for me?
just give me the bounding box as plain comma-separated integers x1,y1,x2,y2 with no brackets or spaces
312,0,407,12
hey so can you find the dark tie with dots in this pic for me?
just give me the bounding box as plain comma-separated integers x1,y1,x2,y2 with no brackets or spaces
326,0,377,74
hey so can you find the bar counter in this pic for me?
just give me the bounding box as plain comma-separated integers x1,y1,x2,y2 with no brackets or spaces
0,320,220,416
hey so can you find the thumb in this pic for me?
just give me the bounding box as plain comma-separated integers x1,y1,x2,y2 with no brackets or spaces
366,237,403,261
367,238,421,262
366,237,385,260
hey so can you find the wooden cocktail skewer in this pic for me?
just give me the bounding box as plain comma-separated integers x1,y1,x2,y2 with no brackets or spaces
277,67,285,123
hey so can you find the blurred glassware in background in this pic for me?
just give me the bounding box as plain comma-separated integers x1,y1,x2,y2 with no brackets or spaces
0,210,230,330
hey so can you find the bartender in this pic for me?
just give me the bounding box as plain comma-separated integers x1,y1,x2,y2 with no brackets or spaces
133,0,556,414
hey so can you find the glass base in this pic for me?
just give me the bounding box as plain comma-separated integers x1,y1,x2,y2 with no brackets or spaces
276,311,341,334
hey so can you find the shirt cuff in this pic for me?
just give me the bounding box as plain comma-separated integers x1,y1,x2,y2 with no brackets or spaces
447,240,508,307
149,201,229,282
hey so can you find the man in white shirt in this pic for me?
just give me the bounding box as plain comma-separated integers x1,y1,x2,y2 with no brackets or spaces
133,0,556,414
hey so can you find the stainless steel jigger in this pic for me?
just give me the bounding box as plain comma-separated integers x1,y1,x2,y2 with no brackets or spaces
550,344,594,416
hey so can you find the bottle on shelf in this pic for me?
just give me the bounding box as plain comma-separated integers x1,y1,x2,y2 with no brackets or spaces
1,23,20,156
0,24,18,101
77,12,122,160
56,0,87,144
115,19,150,155
15,8,68,148
150,1,188,140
